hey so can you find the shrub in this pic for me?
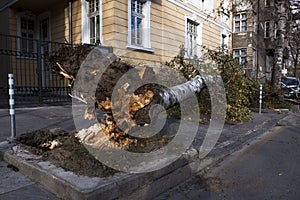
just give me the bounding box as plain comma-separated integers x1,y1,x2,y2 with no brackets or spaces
166,47,252,122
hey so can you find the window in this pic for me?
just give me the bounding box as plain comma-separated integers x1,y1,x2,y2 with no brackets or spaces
81,0,102,45
20,17,35,54
128,0,152,51
89,0,101,44
131,0,144,46
265,21,270,38
234,13,247,32
186,18,201,58
17,12,51,58
234,49,247,68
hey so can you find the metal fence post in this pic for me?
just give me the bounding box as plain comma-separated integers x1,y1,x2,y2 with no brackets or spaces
37,39,43,104
259,83,263,114
8,74,16,138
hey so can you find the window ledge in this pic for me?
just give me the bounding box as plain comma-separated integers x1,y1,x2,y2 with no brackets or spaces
234,32,247,36
126,45,154,53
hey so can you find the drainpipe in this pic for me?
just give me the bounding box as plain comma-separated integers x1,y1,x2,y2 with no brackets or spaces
69,1,73,45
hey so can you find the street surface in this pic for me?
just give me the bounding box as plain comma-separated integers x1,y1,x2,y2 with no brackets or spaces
156,113,300,200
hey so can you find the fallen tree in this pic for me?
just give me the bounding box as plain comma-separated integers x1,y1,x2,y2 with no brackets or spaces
46,46,205,148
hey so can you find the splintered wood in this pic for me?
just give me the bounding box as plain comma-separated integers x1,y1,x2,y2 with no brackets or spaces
47,46,160,148
47,46,204,149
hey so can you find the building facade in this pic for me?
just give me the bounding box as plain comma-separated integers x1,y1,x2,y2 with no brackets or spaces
232,0,291,80
0,0,232,106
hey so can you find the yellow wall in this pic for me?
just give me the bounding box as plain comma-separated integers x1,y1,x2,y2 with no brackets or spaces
98,0,232,64
98,0,185,64
4,0,232,66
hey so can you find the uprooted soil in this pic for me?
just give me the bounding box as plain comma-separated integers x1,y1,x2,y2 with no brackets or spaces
15,129,117,177
15,128,170,177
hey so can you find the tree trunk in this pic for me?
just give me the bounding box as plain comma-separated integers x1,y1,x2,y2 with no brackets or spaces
272,0,288,89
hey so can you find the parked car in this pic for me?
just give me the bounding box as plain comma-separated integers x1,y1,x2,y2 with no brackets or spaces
280,77,300,99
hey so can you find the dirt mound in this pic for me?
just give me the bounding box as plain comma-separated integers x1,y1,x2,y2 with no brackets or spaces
15,128,170,177
16,129,117,177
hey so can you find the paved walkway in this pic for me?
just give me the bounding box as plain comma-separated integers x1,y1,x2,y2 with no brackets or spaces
0,105,291,199
155,112,300,199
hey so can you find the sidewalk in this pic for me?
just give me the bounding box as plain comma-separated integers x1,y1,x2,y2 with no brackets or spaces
0,105,290,199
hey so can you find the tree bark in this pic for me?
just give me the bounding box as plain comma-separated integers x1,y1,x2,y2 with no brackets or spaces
272,0,288,88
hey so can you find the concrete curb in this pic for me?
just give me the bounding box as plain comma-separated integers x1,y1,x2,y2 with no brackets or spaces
2,111,292,199
3,145,195,200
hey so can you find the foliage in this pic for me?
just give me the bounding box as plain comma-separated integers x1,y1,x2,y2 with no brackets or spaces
166,47,252,122
165,46,293,122
249,81,292,109
205,48,252,122
164,46,211,119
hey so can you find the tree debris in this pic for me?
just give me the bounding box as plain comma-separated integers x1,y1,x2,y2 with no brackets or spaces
47,46,205,148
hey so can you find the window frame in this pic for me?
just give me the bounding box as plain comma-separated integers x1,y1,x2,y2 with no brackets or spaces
17,13,38,59
234,12,247,33
127,0,153,52
234,49,247,68
185,17,202,59
81,0,102,45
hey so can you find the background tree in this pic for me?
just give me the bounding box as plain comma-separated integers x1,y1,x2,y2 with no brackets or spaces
270,0,288,88
287,0,300,77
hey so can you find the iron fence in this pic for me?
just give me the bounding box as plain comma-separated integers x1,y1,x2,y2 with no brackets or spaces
0,34,73,107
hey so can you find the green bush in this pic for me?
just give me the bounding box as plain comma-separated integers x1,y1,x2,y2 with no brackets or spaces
166,47,252,122
165,47,293,122
249,81,292,109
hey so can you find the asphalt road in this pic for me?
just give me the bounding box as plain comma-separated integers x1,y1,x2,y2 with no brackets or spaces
156,114,300,200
